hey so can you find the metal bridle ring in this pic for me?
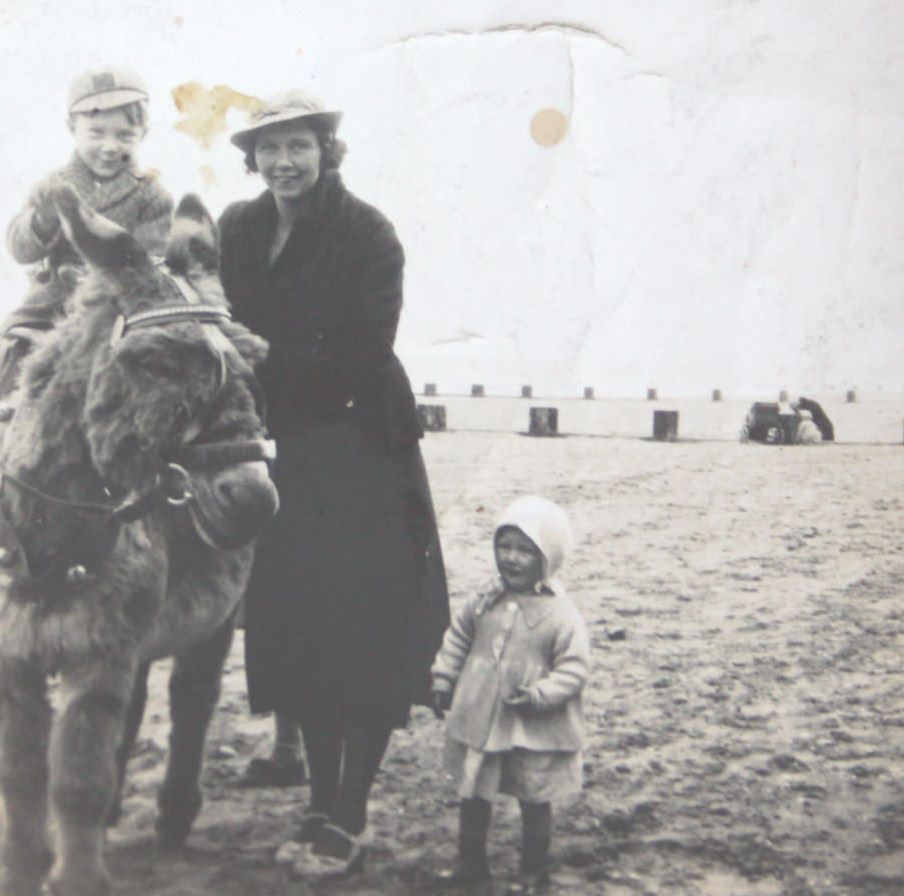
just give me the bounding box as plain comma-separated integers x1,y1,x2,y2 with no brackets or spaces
162,463,194,507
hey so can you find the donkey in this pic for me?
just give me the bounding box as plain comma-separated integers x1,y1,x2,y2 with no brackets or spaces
0,184,279,896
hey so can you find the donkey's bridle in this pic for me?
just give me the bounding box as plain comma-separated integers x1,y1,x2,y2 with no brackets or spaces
102,265,276,519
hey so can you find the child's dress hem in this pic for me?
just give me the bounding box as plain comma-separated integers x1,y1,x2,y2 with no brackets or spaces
444,737,582,804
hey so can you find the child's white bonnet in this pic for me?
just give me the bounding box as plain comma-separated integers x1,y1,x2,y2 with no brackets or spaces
494,495,574,588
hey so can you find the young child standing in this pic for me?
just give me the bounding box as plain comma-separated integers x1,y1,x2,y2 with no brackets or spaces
3,66,173,348
431,496,590,895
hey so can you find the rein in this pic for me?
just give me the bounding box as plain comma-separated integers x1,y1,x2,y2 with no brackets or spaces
2,434,276,525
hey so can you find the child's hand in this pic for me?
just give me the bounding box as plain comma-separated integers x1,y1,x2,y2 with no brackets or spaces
29,177,63,238
431,688,452,720
502,686,536,713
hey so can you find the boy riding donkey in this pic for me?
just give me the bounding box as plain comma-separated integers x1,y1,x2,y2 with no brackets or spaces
1,67,173,399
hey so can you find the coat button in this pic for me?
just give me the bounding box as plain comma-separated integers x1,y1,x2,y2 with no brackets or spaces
345,398,355,408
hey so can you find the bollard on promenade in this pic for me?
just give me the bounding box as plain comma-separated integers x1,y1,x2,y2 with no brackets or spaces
529,407,559,437
424,383,437,397
652,410,678,442
583,387,595,400
846,390,857,403
417,404,447,432
521,385,533,398
712,389,722,402
471,384,485,398
647,388,658,401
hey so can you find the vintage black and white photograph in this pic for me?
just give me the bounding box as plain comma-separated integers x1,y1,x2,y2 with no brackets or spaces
0,2,901,895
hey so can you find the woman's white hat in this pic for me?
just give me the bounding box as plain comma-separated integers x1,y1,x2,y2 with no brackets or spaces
230,90,342,153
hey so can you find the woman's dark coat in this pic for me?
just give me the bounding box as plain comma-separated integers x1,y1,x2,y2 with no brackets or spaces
218,171,449,727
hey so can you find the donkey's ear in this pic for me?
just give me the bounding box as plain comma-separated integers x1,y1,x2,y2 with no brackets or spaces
165,193,218,274
174,193,216,230
52,185,150,271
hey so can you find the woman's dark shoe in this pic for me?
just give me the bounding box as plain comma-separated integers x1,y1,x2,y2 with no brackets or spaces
294,811,329,843
237,756,307,788
292,822,367,879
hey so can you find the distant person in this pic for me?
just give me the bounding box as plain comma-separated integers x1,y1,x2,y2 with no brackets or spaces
219,90,450,877
431,496,590,896
795,409,823,444
794,397,834,441
2,67,173,392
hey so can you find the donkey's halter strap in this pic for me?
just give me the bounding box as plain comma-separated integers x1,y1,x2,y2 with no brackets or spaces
110,305,231,345
165,438,276,470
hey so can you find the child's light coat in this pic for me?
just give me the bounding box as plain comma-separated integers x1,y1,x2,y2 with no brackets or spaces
432,494,589,753
432,585,589,752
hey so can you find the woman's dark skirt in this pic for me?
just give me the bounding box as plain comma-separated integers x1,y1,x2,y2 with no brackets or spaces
243,420,449,730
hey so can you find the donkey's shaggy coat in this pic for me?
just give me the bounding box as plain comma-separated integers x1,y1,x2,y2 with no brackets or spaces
0,187,278,896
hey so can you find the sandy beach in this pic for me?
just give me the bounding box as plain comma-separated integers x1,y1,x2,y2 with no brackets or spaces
87,396,904,895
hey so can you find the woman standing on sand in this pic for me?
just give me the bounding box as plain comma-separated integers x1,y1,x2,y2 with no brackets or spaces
219,90,450,878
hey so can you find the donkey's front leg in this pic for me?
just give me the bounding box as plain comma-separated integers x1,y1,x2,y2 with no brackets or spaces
156,620,235,849
46,659,136,896
0,658,52,896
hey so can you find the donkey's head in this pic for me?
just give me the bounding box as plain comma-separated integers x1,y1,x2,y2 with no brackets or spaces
51,185,278,550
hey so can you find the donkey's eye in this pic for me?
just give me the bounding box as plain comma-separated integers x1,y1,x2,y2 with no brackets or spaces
140,356,179,379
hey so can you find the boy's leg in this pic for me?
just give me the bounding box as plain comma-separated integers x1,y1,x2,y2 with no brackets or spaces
0,279,68,405
1,277,68,337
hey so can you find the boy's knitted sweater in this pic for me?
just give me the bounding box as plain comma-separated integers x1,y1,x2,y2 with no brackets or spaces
7,153,172,269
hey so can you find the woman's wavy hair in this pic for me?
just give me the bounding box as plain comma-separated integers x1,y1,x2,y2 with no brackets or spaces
243,118,347,174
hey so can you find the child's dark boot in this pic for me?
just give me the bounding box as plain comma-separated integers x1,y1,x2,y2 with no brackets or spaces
506,801,552,895
433,798,492,891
